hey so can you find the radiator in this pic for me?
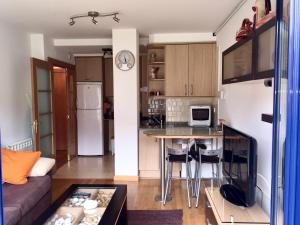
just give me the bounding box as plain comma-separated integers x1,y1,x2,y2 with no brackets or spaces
7,138,33,151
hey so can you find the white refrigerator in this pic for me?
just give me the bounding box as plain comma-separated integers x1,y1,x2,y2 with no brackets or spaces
77,82,104,156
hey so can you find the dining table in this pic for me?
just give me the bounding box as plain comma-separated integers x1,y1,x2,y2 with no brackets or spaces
143,126,223,202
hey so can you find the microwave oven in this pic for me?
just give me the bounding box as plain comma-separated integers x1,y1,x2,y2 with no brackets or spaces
188,105,211,127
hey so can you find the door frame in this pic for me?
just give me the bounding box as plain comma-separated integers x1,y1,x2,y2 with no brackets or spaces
48,57,78,159
30,57,56,155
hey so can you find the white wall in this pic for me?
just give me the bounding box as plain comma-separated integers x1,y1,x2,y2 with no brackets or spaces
0,21,32,146
112,29,139,177
216,0,276,214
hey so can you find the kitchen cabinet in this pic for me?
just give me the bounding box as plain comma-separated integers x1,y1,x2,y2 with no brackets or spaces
165,45,189,96
254,18,276,79
139,129,180,178
165,44,217,97
188,44,217,96
222,37,253,84
222,18,275,84
75,57,103,82
104,58,113,97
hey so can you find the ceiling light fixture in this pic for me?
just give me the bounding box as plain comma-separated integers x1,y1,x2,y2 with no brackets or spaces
69,11,120,26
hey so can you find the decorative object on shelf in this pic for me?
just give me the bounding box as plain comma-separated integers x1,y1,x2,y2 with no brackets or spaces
150,67,159,79
236,18,253,42
115,50,135,71
252,0,275,29
69,11,120,26
150,53,156,63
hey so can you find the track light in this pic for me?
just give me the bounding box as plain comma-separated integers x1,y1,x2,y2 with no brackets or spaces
92,17,98,24
113,14,120,23
69,11,120,26
69,19,75,26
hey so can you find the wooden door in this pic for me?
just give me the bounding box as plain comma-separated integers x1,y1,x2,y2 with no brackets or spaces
66,66,77,160
31,58,56,157
165,45,189,96
188,43,217,96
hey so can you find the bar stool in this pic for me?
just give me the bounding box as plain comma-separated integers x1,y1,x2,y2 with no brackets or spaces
190,139,222,207
163,139,193,208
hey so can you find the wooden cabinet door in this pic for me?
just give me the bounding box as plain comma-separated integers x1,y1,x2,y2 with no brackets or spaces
165,45,189,96
75,57,103,82
104,58,113,97
188,44,217,96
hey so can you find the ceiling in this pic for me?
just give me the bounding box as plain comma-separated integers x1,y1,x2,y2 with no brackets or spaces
0,0,241,38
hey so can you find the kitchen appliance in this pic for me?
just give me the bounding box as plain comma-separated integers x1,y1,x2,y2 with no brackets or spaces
188,105,211,127
77,82,104,155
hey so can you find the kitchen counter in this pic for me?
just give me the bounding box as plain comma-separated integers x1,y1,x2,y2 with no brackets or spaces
143,126,222,139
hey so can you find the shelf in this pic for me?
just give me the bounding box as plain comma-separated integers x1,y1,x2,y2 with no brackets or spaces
148,62,165,65
149,78,165,81
148,95,166,99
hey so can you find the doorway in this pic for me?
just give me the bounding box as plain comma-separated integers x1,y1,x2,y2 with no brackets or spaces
53,66,68,169
30,57,77,170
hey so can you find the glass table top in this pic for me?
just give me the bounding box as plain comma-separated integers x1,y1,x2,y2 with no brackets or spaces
44,188,116,225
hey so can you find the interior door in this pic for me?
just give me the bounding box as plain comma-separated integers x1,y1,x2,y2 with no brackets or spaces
165,45,189,96
31,58,56,157
66,66,77,160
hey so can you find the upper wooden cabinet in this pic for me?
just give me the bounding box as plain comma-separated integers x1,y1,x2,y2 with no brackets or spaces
165,45,189,96
75,57,103,82
165,44,217,97
104,58,113,97
189,44,217,96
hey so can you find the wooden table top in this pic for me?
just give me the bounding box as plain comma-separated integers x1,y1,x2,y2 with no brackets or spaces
143,127,223,139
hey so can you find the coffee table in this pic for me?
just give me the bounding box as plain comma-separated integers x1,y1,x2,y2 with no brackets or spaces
33,184,127,225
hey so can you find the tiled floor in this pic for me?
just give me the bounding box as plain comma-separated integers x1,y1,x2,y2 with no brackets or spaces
53,154,115,179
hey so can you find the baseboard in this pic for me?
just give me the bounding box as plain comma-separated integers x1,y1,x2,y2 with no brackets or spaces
113,176,139,182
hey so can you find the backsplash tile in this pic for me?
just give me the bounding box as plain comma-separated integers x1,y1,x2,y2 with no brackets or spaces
166,97,218,123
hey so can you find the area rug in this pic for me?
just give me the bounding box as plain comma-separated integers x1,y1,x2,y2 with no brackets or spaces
127,209,183,225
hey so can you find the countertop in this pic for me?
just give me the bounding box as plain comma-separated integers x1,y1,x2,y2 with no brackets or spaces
143,126,223,139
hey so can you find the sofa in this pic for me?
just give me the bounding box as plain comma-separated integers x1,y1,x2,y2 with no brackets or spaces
3,175,52,225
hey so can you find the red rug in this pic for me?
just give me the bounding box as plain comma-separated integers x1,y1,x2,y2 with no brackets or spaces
128,210,183,225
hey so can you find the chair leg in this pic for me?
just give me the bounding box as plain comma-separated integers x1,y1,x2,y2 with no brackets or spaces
211,163,215,178
163,161,171,205
193,161,199,197
216,163,221,187
195,162,202,208
188,161,194,195
168,162,173,195
186,162,191,208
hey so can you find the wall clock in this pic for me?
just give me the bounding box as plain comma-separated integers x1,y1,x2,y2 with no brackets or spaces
115,50,135,71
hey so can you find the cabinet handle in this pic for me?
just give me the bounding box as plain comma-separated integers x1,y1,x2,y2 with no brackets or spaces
185,84,187,96
191,84,193,95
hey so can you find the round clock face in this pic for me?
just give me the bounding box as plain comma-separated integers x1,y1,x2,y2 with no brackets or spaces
115,50,135,71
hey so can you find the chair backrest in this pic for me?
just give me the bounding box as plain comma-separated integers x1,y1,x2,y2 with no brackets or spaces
167,147,189,155
199,148,222,157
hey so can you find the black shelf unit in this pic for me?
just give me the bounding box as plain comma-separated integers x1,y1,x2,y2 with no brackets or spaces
222,18,276,84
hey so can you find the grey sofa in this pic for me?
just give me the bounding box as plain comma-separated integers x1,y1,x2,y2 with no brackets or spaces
3,175,52,225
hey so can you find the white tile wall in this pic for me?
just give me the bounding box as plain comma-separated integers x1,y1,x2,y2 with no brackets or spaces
166,97,218,122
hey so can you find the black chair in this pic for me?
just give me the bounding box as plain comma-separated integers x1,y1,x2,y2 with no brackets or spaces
163,139,193,208
190,139,222,207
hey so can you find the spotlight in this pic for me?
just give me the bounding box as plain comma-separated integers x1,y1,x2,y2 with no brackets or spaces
113,15,120,23
92,17,98,24
69,19,75,26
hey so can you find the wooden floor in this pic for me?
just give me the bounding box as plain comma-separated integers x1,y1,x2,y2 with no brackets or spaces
52,178,207,225
53,155,114,179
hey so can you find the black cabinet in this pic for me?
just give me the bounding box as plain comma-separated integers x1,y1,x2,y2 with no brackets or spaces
222,18,276,84
222,35,254,84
